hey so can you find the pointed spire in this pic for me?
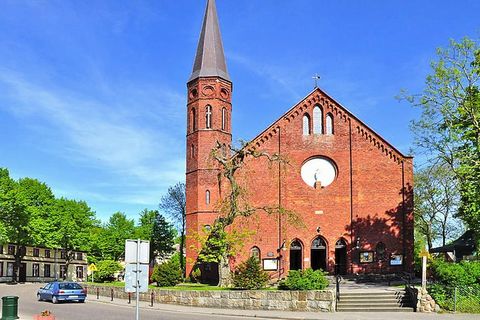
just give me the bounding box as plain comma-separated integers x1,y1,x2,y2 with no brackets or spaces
189,0,231,83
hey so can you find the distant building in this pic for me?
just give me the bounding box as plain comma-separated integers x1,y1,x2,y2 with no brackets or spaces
0,243,87,283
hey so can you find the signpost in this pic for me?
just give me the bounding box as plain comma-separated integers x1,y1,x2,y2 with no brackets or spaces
87,263,97,283
419,247,430,290
125,239,150,320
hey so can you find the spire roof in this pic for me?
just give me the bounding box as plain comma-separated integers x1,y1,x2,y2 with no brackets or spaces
189,0,231,83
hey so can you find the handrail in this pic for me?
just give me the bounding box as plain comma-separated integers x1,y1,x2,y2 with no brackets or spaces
335,275,342,308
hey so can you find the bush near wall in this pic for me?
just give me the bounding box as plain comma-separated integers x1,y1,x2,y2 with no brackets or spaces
232,257,269,290
278,269,329,290
95,260,123,283
151,259,182,287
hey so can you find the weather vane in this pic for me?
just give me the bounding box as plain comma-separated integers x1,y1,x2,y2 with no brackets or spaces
312,74,321,88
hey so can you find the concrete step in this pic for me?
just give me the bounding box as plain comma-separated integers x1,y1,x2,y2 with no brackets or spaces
337,307,414,312
338,302,409,308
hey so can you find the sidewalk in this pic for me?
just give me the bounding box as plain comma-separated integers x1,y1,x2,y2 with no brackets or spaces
88,294,480,320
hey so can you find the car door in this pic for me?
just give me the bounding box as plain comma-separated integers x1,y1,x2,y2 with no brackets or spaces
40,283,50,300
45,283,54,301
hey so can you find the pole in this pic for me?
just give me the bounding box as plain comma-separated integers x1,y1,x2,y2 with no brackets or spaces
421,255,427,290
136,239,140,320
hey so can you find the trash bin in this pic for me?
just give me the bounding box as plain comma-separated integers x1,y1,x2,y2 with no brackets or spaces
1,296,19,320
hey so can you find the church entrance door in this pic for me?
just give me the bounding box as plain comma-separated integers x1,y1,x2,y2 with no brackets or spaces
311,237,327,271
335,239,347,275
289,240,303,270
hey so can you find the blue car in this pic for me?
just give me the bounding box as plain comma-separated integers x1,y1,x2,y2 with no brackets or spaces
37,282,87,303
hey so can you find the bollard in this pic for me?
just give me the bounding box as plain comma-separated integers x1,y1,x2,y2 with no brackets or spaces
96,288,99,300
1,296,19,320
110,288,114,301
150,292,154,307
128,292,131,304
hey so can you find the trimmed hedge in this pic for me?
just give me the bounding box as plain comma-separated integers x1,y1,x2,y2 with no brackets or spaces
232,257,269,290
279,268,329,290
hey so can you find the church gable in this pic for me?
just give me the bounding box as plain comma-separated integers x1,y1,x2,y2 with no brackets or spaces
247,88,409,165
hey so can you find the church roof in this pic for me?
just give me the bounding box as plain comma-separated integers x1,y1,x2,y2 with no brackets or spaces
189,0,231,83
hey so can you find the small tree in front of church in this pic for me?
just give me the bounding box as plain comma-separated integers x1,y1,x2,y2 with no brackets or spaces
194,141,301,287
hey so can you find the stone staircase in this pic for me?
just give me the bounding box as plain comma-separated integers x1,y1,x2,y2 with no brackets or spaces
336,290,414,312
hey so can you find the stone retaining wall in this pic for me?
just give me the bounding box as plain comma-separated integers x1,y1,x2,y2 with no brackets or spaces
85,285,336,312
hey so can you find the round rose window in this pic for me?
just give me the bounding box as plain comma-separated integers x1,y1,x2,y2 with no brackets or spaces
300,157,337,188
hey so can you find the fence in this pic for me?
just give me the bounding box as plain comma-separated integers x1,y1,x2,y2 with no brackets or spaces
429,283,480,313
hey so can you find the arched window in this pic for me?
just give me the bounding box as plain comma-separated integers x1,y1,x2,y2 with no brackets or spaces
205,105,212,129
191,108,197,132
250,246,260,260
191,144,195,158
222,108,227,131
311,236,327,271
302,114,310,136
205,190,210,205
313,106,323,134
326,113,334,135
290,240,303,270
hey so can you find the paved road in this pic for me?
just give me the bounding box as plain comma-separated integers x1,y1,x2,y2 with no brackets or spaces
1,283,479,320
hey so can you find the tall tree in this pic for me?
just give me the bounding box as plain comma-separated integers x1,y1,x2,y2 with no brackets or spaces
52,198,97,279
414,163,462,249
404,37,480,237
135,209,158,264
151,213,176,261
159,183,186,276
102,212,135,261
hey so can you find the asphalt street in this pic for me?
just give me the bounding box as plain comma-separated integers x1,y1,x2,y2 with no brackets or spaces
1,283,479,320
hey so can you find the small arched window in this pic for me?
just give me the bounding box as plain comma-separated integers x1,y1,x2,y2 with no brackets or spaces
222,108,227,131
205,105,212,129
205,190,211,205
191,108,197,132
191,144,195,158
302,114,310,136
326,113,334,135
313,106,323,134
250,246,260,260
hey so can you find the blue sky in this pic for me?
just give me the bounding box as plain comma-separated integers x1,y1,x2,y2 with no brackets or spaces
0,0,479,222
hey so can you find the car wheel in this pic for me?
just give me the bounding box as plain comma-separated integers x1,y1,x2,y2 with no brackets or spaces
37,294,42,301
52,296,58,304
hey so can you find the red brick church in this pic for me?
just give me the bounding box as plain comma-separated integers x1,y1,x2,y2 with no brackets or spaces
185,0,414,281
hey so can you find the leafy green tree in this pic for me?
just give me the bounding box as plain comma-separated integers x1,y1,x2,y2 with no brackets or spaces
134,209,157,263
102,212,135,261
152,213,176,261
52,198,98,279
159,183,186,277
151,258,182,287
232,256,269,289
404,37,480,237
95,260,123,283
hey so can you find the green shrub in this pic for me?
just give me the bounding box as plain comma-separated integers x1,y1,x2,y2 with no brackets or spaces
151,259,182,287
232,257,269,290
278,268,329,290
187,266,201,283
95,260,122,282
431,260,480,286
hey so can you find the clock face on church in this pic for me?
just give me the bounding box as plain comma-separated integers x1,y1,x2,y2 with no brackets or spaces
301,157,337,188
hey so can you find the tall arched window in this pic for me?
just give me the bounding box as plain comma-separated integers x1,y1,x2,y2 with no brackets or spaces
302,114,310,136
222,108,227,131
290,240,303,270
191,108,197,132
313,106,323,134
205,190,210,205
326,113,334,135
250,246,260,260
191,144,195,158
205,105,212,129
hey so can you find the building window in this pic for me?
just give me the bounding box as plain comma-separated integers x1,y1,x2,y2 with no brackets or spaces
76,266,84,279
8,245,15,255
290,240,303,271
206,190,211,205
33,248,39,257
222,108,227,131
45,250,51,258
60,265,67,279
302,114,310,136
205,105,212,129
313,106,323,134
76,252,83,261
250,247,261,260
0,262,3,276
0,245,3,254
60,250,66,259
44,264,51,278
191,108,197,131
7,262,14,277
33,263,40,277
191,144,195,158
326,113,334,135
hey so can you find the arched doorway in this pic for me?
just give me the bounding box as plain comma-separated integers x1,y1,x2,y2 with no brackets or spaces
289,240,303,270
311,237,327,271
335,239,348,275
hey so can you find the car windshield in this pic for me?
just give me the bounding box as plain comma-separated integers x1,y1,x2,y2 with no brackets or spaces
59,283,83,290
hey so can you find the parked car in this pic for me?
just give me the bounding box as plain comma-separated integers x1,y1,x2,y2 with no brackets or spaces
37,281,87,303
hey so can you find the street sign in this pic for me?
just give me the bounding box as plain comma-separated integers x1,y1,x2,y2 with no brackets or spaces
125,264,149,293
125,239,150,264
88,264,97,272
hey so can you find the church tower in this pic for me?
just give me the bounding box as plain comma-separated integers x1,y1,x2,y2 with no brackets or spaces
185,0,232,277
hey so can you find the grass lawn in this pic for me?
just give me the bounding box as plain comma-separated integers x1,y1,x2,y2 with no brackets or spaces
85,282,278,291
